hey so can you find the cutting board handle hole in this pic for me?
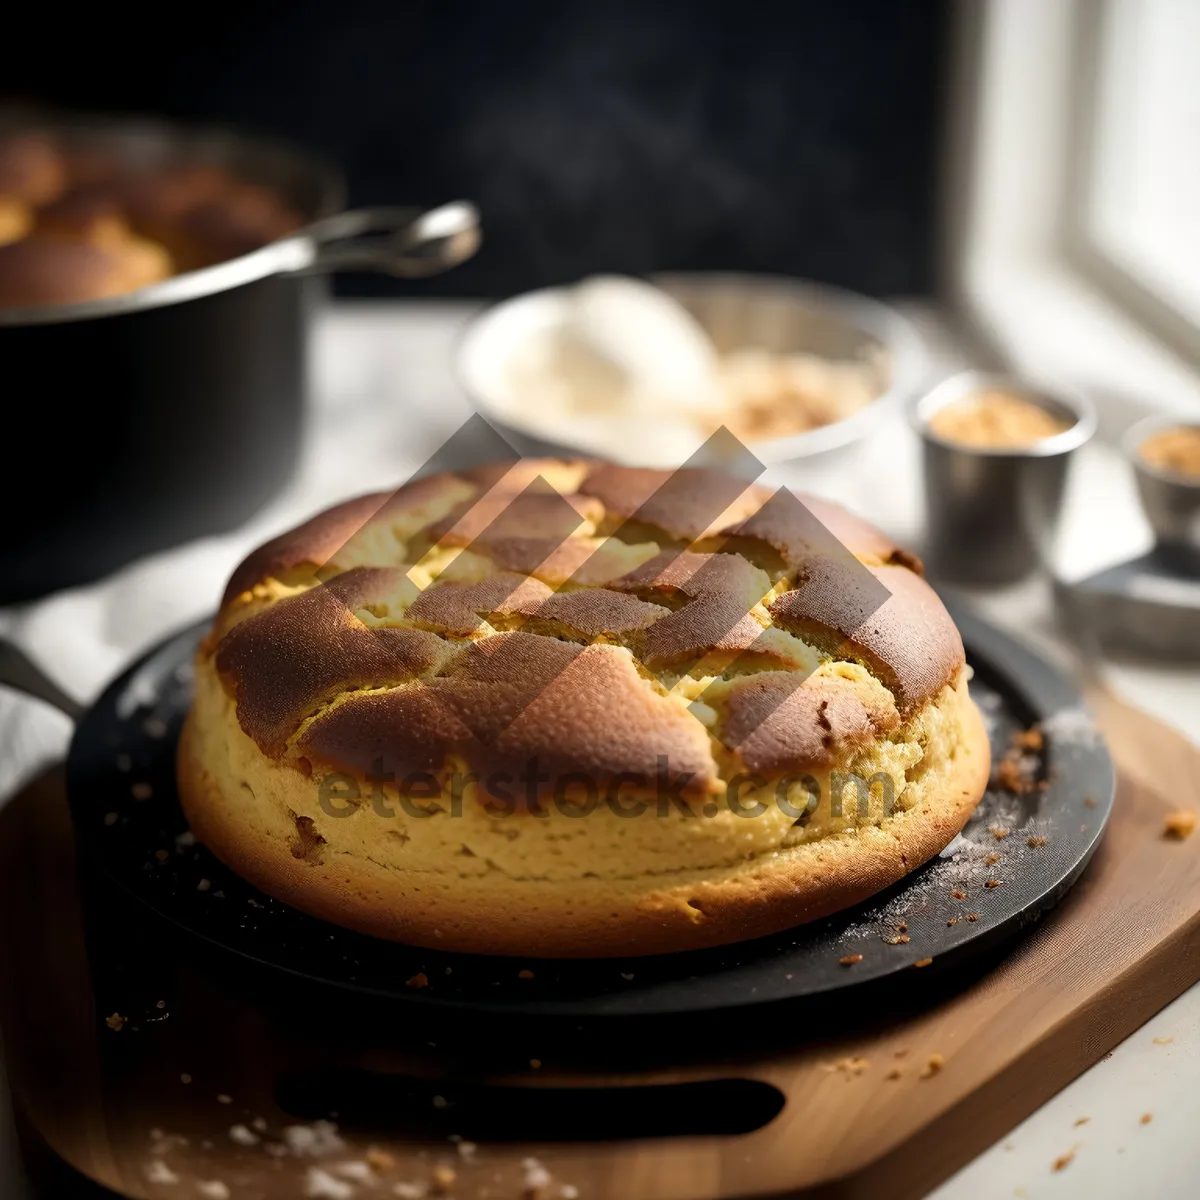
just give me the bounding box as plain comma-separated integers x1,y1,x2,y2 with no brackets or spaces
276,1070,784,1141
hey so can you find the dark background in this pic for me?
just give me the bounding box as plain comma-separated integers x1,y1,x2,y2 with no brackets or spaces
4,0,948,298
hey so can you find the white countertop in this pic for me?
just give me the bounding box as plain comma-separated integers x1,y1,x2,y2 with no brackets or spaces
0,301,1197,1198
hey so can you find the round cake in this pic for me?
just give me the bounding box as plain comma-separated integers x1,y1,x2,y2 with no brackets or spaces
179,459,990,957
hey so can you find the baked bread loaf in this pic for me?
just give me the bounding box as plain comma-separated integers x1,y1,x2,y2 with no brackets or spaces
179,460,990,957
0,131,302,309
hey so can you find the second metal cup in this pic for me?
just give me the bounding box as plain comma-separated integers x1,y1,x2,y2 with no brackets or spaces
913,372,1096,586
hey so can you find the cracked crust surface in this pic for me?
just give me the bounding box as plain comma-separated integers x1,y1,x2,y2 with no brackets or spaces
179,458,989,956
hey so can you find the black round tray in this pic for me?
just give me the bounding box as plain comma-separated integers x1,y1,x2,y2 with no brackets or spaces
66,600,1115,1020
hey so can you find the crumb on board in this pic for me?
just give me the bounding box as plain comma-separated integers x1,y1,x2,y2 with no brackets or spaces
951,889,967,900
1027,836,1047,847
1052,1147,1078,1172
984,853,1001,865
195,1183,230,1200
304,1167,353,1199
431,1164,457,1193
518,969,535,980
839,954,863,966
947,917,959,926
365,1147,396,1173
967,913,981,921
1074,1117,1090,1127
985,879,1003,888
884,935,911,945
131,782,153,800
529,1058,542,1069
1153,1036,1174,1045
1140,1113,1153,1125
406,973,429,989
885,1066,903,1080
105,1013,125,1031
824,1056,870,1077
894,1049,909,1058
919,1053,945,1079
914,957,933,968
1163,811,1197,840
1084,797,1096,808
989,826,1012,841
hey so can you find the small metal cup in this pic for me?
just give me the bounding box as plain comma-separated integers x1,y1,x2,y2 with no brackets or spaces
1123,415,1200,558
913,372,1096,586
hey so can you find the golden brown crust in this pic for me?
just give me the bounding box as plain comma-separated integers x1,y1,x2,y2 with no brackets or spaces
177,690,989,957
183,457,986,956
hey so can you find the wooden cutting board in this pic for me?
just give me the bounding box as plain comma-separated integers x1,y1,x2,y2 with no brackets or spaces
1,685,1199,1200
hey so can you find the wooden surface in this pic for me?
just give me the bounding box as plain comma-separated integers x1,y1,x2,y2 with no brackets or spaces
2,687,1200,1200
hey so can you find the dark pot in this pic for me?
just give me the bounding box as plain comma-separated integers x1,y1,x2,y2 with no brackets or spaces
0,116,479,603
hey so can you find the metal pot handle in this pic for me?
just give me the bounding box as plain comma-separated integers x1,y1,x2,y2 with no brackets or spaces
0,639,84,722
298,201,481,278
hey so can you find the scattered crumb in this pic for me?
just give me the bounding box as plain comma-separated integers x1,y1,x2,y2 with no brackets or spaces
839,954,863,966
229,1124,259,1146
967,913,981,921
984,853,1001,865
989,826,1012,841
144,716,168,739
367,1148,396,1172
216,1094,232,1105
1084,797,1096,807
197,878,211,892
406,973,429,989
914,957,933,968
1074,1117,1090,1127
518,969,535,980
131,782,153,801
1012,727,1044,751
283,1121,346,1157
896,921,908,932
894,1049,908,1058
333,1161,375,1183
180,1074,192,1084
530,1058,542,1069
144,1161,179,1185
154,849,170,864
306,1167,354,1199
885,1067,903,1080
393,1185,430,1200
521,1157,552,1196
196,1183,231,1200
824,1056,870,1077
104,812,118,826
985,879,1003,888
105,1013,125,1031
919,1053,945,1079
951,889,967,900
884,934,911,945
619,972,635,981
947,918,959,927
1052,1147,1077,1172
1140,1113,1153,1125
432,1163,457,1192
1153,1036,1174,1045
457,1141,477,1162
560,1188,580,1200
1027,836,1047,848
175,830,196,849
156,1000,165,1010
1163,811,1197,840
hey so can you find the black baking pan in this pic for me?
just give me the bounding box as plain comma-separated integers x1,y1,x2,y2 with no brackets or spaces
0,598,1115,1022
0,112,479,603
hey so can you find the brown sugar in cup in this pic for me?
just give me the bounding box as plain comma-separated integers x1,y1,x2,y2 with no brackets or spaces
927,390,1073,451
914,372,1095,586
1124,417,1200,551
